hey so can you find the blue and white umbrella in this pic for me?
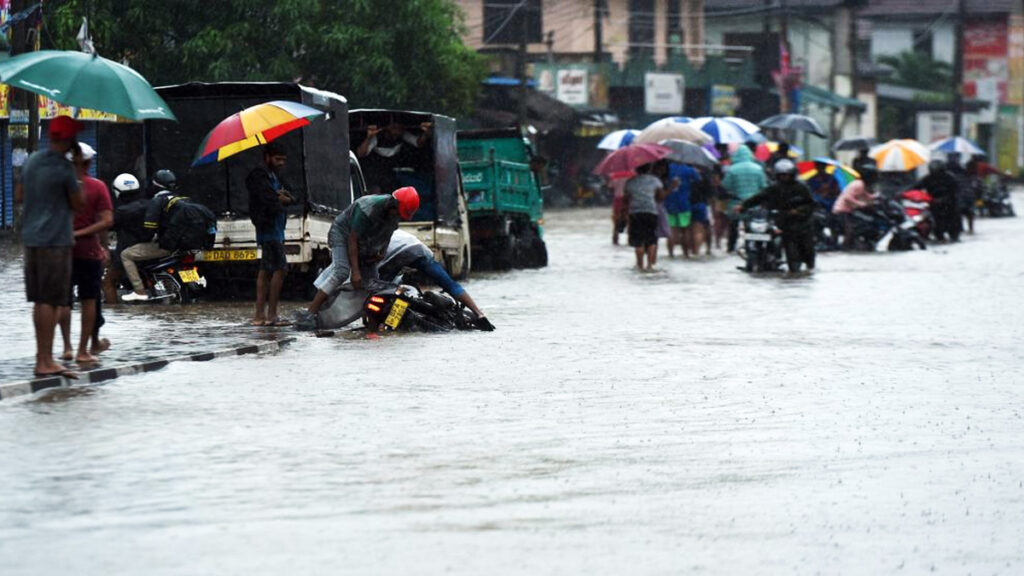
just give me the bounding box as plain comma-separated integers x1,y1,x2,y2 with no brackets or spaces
597,129,641,150
929,136,985,158
688,116,760,144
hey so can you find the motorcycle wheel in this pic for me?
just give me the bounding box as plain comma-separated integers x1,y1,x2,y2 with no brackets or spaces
151,272,183,304
744,244,757,272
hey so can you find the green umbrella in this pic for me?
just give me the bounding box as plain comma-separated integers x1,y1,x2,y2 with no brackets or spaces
0,50,176,121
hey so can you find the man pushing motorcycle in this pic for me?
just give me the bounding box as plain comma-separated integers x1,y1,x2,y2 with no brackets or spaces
738,159,818,273
305,187,420,318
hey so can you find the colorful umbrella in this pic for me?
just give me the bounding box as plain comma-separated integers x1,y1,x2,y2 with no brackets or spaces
870,139,930,172
688,116,760,144
797,158,861,189
597,129,640,150
593,143,673,176
0,50,175,121
928,136,985,158
635,117,712,145
193,100,326,166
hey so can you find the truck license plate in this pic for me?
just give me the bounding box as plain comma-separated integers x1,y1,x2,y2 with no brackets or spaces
203,249,258,262
384,299,409,329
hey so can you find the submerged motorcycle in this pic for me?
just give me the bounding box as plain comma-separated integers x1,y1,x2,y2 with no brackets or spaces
981,181,1015,217
738,208,785,273
849,197,927,251
363,285,485,333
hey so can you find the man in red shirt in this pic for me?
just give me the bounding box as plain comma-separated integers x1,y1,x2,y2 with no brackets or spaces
58,142,113,364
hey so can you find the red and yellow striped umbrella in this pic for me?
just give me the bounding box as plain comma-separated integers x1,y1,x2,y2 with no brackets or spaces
192,100,325,166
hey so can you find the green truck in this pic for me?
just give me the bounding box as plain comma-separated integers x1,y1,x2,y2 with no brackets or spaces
457,128,548,270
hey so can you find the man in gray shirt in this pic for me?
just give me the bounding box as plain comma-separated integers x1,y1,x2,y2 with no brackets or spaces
625,163,667,271
16,116,83,379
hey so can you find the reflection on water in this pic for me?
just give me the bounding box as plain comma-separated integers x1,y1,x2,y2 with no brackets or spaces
1,207,1023,575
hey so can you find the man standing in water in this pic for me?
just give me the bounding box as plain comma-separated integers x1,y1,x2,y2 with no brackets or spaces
624,164,666,271
59,143,113,364
247,143,294,326
16,116,84,378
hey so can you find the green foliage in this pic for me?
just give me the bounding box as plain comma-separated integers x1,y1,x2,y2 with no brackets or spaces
45,0,486,116
876,52,953,93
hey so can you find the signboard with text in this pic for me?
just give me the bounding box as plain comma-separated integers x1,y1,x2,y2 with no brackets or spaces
556,69,588,106
645,73,685,115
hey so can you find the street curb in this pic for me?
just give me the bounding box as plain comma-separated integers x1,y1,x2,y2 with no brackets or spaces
0,337,295,402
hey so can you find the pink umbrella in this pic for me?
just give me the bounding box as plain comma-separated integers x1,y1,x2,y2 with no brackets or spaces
593,143,672,176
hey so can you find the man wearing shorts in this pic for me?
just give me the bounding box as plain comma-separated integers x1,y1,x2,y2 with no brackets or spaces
247,143,294,326
665,162,700,258
625,164,665,271
16,116,83,378
59,143,113,364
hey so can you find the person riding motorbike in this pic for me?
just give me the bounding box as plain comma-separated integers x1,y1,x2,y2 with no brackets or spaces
120,169,180,301
913,159,961,242
739,159,818,273
120,170,216,301
102,173,148,303
832,164,879,250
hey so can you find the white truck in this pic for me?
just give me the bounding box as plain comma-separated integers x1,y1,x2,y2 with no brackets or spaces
348,109,471,278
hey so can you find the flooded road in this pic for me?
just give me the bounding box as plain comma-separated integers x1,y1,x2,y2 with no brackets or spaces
2,205,1023,575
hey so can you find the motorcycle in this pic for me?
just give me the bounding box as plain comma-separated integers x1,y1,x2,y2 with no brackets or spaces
738,208,785,273
812,205,840,252
124,251,206,304
363,285,486,333
981,181,1015,217
849,198,926,251
900,189,935,240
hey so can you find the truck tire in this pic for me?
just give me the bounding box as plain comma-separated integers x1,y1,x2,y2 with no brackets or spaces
493,233,516,270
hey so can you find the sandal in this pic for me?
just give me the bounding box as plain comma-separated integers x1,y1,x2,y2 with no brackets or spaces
34,369,80,380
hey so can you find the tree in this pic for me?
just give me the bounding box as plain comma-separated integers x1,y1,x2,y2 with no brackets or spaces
876,52,953,93
45,0,486,117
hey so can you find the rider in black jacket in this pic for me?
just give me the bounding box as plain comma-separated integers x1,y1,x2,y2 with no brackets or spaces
740,159,818,272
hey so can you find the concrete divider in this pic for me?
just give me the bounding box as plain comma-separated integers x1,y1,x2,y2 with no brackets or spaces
0,338,295,402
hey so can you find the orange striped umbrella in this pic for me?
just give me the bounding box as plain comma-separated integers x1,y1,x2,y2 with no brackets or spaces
869,139,930,172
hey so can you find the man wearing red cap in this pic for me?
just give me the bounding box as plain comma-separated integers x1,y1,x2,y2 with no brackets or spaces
306,187,419,318
15,115,84,379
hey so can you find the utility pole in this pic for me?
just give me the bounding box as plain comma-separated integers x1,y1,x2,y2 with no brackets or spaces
952,0,965,136
779,0,791,113
517,2,529,127
593,0,603,64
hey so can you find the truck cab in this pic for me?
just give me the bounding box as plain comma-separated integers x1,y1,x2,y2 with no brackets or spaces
457,127,548,269
143,82,357,286
349,109,471,278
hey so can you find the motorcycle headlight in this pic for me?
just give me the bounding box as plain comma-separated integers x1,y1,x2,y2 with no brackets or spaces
750,221,768,233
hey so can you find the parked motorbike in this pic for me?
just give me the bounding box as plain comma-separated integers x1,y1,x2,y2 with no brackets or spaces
123,251,206,304
737,208,785,273
981,181,1015,217
849,198,927,251
363,285,486,333
812,205,840,252
900,189,935,240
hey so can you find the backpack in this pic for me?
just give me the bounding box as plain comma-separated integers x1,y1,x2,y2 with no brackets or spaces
159,197,217,251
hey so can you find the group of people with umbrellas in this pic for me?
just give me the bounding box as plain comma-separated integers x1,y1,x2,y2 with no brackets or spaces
595,112,1004,272
595,113,828,271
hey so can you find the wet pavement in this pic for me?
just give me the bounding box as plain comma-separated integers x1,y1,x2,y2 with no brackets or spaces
2,202,1023,574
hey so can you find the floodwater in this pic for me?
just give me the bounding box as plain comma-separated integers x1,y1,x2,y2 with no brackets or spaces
2,204,1023,575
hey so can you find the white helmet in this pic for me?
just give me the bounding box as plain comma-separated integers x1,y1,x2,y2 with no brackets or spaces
112,173,141,198
774,158,797,175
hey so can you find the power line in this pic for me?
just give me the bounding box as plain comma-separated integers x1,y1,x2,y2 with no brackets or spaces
482,0,528,45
